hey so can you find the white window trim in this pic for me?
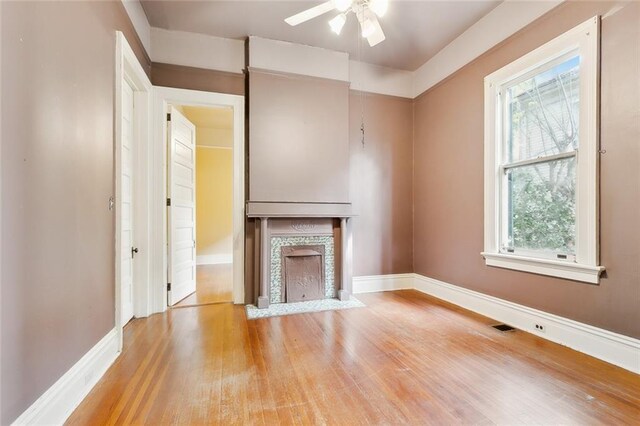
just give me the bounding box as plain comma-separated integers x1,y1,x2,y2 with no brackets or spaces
482,16,604,284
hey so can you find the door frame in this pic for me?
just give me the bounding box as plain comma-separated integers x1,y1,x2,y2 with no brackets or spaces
153,86,245,310
115,32,152,350
166,106,197,306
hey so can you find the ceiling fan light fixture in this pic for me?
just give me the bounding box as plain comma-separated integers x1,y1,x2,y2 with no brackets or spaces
360,17,375,38
333,0,353,12
329,13,347,35
369,0,388,17
284,0,387,45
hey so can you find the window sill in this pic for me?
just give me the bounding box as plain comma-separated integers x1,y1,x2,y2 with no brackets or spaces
481,252,605,284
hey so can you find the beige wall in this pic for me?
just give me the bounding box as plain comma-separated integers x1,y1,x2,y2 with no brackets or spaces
413,1,640,339
196,147,233,261
0,1,149,423
181,106,235,263
350,92,414,276
197,127,234,148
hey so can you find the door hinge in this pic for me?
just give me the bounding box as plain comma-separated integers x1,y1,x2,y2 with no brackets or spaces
167,282,172,291
167,198,171,207
167,113,171,122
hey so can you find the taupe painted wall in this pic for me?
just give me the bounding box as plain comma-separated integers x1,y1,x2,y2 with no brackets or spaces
0,1,148,423
350,92,414,276
413,1,640,339
151,62,245,96
248,70,350,203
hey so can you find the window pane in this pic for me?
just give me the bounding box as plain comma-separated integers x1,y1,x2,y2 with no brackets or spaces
506,156,576,254
506,56,580,163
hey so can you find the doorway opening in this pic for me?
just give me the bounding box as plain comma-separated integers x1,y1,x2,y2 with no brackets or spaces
154,86,245,311
168,105,235,308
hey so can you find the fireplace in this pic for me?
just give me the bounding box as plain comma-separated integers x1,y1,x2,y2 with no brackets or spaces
246,207,354,309
282,245,325,302
269,232,335,303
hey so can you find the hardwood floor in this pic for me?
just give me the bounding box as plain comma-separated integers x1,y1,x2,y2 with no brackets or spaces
175,264,233,308
67,290,640,425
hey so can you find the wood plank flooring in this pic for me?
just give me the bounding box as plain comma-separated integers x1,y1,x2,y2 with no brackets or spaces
67,290,640,425
175,264,233,308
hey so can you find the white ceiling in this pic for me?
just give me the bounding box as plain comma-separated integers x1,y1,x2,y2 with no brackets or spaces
141,0,502,71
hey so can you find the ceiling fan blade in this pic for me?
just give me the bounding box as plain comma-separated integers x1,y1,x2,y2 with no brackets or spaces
365,13,385,46
285,1,335,26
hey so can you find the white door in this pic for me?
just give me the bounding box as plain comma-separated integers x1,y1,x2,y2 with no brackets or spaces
121,80,136,324
168,107,197,305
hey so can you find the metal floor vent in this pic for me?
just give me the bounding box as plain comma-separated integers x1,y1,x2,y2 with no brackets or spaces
492,324,516,332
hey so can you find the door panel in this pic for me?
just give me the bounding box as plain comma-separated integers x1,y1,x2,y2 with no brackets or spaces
121,80,135,324
168,107,197,305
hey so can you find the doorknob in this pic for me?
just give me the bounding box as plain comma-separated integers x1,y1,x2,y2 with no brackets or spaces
131,247,139,258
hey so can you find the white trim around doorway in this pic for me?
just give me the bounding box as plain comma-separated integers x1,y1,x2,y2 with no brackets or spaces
114,32,153,350
153,86,245,311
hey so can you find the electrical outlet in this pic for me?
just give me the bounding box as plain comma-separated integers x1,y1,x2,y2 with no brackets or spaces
534,323,546,333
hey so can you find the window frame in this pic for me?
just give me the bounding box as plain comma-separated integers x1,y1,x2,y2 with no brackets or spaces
482,16,604,284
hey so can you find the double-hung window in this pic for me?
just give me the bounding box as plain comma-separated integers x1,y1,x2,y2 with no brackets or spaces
482,17,604,283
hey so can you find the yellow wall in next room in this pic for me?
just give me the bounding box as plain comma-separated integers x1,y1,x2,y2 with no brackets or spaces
196,146,233,262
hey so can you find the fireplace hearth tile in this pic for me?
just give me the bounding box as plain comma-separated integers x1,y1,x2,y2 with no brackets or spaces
270,235,335,303
245,297,364,320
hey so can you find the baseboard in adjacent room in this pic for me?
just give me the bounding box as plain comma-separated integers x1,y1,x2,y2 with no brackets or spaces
352,273,640,374
196,254,233,265
12,328,120,425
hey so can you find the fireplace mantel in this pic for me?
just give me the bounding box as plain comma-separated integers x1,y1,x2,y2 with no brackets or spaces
247,202,354,218
253,215,353,309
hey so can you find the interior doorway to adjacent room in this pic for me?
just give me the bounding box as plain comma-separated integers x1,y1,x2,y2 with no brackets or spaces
154,86,245,312
167,105,236,308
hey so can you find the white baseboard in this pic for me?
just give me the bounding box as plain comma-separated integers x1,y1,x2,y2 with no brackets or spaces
352,273,414,294
196,254,233,265
352,273,640,374
12,328,120,425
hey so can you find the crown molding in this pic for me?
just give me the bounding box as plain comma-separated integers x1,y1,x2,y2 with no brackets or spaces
121,0,569,99
151,28,245,75
120,0,151,54
249,36,350,82
349,60,413,99
412,0,563,97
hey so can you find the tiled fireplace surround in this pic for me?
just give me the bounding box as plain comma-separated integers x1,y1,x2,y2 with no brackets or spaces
247,203,353,309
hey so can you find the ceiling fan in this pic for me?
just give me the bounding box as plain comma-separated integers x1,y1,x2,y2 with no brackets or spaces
285,0,388,47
